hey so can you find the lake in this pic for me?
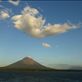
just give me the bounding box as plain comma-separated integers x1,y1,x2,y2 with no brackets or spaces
0,71,82,82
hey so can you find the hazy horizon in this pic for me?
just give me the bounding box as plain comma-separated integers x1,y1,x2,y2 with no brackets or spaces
0,0,82,69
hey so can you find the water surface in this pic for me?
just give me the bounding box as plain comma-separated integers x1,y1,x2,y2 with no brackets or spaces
0,71,82,82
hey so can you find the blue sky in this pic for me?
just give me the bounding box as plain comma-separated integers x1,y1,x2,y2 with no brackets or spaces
0,1,82,68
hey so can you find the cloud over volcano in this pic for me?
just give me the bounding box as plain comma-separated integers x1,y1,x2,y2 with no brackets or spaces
12,6,80,38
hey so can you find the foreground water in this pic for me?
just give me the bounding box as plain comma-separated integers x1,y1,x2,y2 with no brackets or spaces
0,71,82,82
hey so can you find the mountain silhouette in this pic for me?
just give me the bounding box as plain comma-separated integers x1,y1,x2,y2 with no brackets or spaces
4,57,49,70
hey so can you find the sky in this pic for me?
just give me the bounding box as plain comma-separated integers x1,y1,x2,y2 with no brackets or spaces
0,0,82,68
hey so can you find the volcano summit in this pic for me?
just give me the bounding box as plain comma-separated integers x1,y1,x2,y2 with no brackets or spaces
0,57,52,71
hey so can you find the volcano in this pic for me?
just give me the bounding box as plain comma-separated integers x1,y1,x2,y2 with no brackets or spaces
4,57,50,70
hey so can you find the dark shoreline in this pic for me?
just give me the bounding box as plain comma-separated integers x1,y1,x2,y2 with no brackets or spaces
0,68,82,72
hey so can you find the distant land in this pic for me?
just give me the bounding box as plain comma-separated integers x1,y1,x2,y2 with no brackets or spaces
0,57,82,71
51,64,82,70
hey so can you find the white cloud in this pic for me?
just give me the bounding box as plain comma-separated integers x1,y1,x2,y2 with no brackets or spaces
0,10,10,20
12,6,80,38
42,42,51,48
9,0,20,6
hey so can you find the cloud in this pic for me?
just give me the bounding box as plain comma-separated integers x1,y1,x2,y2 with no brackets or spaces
9,0,20,6
0,5,11,20
0,9,10,20
12,6,80,38
42,42,51,48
